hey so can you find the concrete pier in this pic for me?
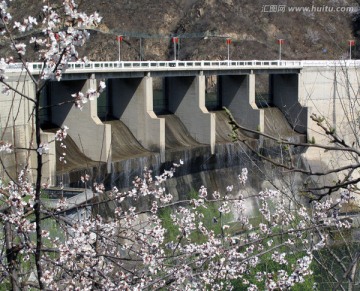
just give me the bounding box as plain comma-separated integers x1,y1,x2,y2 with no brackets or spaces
166,75,215,153
220,74,264,133
109,76,166,161
271,74,308,134
48,75,111,164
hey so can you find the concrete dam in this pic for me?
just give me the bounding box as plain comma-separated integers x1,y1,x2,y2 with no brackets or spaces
1,60,360,194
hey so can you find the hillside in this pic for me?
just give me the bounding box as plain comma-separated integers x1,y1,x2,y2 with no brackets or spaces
1,0,360,61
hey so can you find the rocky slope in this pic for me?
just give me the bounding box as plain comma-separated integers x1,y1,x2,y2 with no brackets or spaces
1,0,360,61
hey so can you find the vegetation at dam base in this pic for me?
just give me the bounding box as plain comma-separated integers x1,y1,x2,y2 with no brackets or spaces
0,0,359,290
1,163,357,289
158,189,317,290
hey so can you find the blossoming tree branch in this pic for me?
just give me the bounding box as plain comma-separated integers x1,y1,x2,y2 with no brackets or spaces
0,1,356,290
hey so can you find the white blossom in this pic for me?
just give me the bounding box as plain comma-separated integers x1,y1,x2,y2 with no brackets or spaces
55,126,69,141
11,43,26,55
37,143,49,155
0,141,13,153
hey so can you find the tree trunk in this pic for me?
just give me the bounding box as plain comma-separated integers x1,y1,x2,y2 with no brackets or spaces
4,220,20,291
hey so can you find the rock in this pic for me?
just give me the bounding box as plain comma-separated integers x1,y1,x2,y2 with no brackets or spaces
223,0,233,6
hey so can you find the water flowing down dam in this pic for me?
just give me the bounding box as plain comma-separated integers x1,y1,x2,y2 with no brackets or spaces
213,110,253,143
105,120,151,160
161,114,201,149
214,110,234,143
54,120,160,188
50,106,309,223
43,129,98,174
263,107,307,143
52,110,248,190
52,132,106,187
51,119,153,184
51,105,307,204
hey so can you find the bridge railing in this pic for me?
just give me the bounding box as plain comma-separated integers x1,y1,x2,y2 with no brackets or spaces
300,60,360,67
5,60,360,73
24,60,303,71
23,60,304,73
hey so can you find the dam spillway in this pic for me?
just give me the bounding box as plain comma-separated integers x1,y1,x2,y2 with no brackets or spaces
7,59,358,189
213,110,254,143
51,110,248,190
263,107,306,143
105,120,151,160
52,108,281,193
38,63,308,187
161,114,201,149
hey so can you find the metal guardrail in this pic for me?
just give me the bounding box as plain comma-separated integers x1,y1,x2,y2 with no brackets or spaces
300,60,360,67
5,60,360,74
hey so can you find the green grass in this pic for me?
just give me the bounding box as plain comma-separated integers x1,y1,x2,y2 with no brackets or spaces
159,189,232,243
231,247,315,290
158,190,319,289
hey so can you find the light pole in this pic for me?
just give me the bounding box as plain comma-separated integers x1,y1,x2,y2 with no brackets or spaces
116,35,123,62
139,37,142,61
277,39,284,61
349,40,355,60
172,37,179,61
226,38,232,61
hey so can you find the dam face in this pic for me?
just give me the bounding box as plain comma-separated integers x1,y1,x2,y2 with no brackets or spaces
49,71,306,193
1,61,358,195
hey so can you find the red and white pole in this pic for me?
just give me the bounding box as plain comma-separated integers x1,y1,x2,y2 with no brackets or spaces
226,38,232,61
349,40,355,60
172,37,179,61
277,39,284,61
116,35,123,62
